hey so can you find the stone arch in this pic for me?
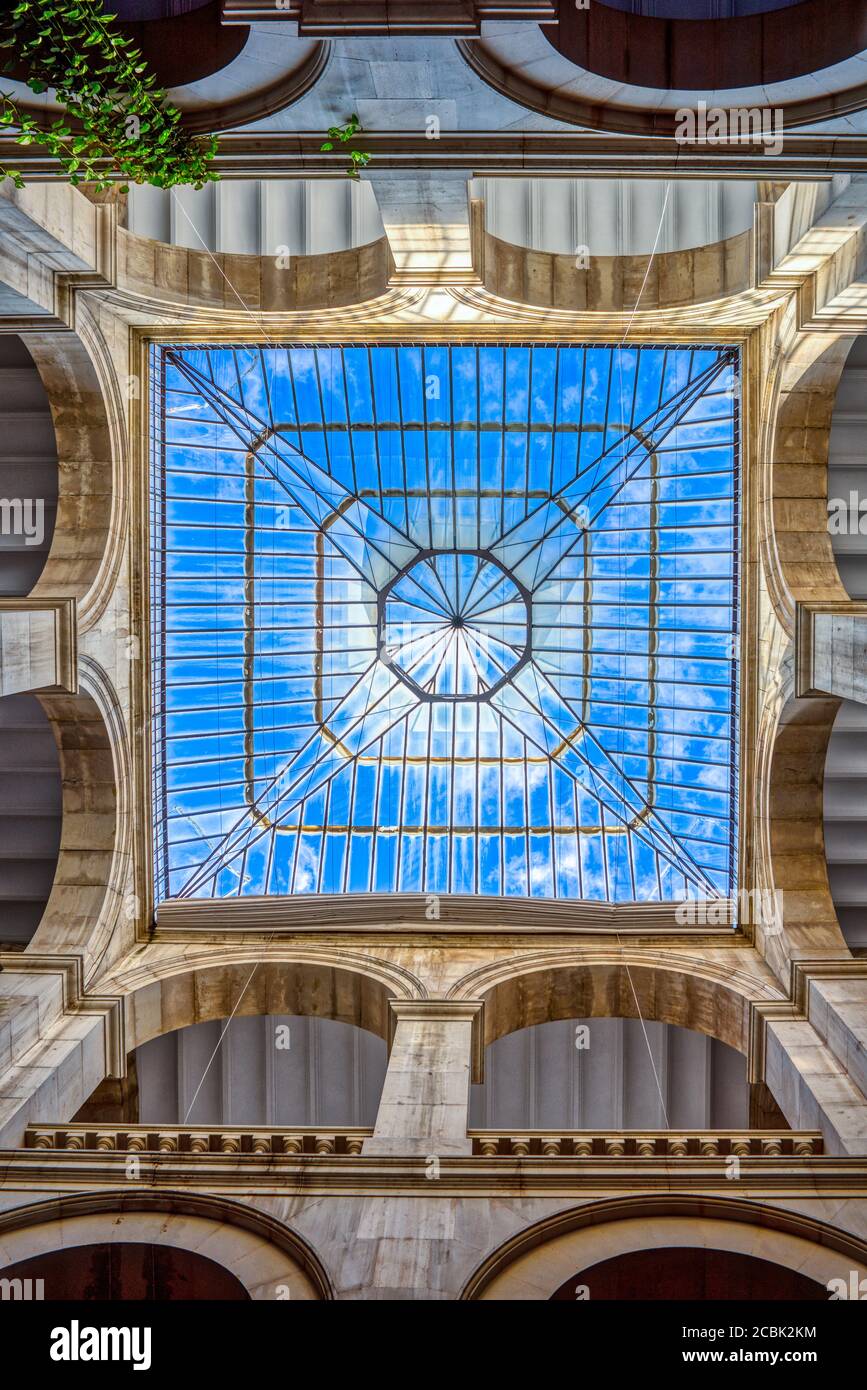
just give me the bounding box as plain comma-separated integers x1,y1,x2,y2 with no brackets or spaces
460,4,867,137
449,950,781,1055
20,325,120,620
116,230,392,314
480,227,753,314
4,27,327,138
28,658,131,972
763,324,853,627
113,949,425,1054
462,1195,867,1300
763,691,850,973
0,1190,332,1300
750,323,860,978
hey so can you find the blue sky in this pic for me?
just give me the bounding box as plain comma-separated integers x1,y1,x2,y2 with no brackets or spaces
150,343,739,904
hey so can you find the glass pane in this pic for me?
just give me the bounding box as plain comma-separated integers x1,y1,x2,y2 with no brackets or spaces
150,343,739,905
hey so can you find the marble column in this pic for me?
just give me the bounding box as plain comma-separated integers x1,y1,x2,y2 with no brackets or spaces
363,1000,484,1157
367,171,475,280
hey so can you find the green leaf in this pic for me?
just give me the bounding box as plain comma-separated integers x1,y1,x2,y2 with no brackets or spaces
0,0,220,194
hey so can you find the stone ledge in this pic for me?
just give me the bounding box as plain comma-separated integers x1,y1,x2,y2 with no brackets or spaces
23,1123,820,1159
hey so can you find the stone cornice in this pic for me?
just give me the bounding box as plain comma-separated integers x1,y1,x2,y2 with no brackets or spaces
0,597,78,696
7,134,867,182
0,951,85,1011
790,957,867,1016
0,953,125,1078
221,0,556,32
25,1123,821,1159
2,1147,861,1199
746,959,867,1084
151,892,751,941
748,998,803,1085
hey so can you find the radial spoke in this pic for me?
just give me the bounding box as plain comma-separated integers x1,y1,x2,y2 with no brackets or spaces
524,661,720,893
179,660,418,896
491,666,715,895
167,350,419,590
490,352,734,590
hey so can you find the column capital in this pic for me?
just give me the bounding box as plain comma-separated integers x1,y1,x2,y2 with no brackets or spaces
388,998,485,1083
367,170,479,285
0,597,78,697
795,599,867,701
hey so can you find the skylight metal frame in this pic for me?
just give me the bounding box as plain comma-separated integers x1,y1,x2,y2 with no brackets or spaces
148,340,742,913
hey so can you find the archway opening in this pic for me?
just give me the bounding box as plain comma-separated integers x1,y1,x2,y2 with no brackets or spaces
471,1017,759,1131
132,1014,387,1128
542,0,867,93
0,336,57,597
551,1247,827,1300
0,693,61,948
0,1242,249,1300
480,960,751,1056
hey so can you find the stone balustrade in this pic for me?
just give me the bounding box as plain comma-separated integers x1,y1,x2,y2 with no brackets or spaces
23,1124,822,1159
25,1125,371,1156
469,1131,823,1158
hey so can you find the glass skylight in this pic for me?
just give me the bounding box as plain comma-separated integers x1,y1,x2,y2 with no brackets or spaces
150,343,739,905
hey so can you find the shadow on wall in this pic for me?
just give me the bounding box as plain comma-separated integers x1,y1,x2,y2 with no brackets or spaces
542,0,867,91
597,0,809,13
113,2,249,90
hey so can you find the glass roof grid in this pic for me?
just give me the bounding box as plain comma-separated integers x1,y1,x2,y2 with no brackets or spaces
150,346,170,907
150,342,740,907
